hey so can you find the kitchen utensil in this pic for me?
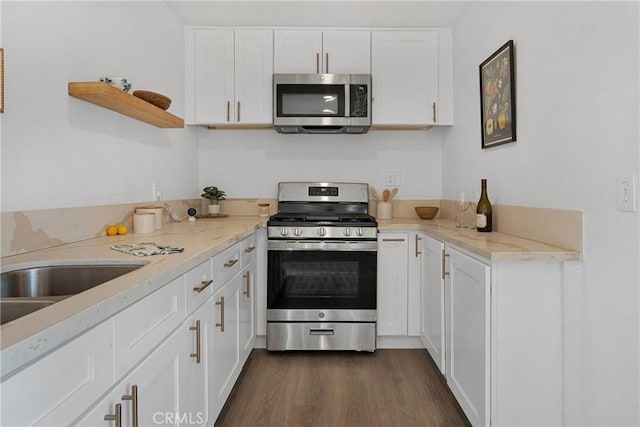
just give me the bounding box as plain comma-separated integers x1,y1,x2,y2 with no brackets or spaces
371,187,380,202
389,187,398,201
415,206,439,220
382,189,390,202
133,90,172,110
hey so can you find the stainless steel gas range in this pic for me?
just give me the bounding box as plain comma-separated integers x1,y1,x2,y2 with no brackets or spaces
266,182,377,352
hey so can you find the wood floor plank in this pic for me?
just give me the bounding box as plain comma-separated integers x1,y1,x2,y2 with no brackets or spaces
216,349,470,427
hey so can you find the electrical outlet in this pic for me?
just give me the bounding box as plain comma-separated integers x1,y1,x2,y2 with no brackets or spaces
617,173,637,212
385,171,401,186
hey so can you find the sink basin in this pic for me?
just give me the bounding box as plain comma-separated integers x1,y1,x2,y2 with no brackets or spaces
1,263,145,298
1,299,57,325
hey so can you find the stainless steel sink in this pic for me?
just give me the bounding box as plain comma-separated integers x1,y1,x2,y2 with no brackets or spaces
0,262,146,325
1,299,58,325
1,263,145,297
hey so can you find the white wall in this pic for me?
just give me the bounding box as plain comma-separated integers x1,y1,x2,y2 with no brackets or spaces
198,128,443,199
443,2,639,425
0,1,199,212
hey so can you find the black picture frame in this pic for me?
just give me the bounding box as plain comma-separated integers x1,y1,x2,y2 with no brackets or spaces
479,40,515,148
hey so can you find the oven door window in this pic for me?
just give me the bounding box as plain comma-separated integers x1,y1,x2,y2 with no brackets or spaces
268,250,376,310
276,84,346,117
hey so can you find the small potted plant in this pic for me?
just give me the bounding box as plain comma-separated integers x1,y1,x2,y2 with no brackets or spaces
201,186,226,215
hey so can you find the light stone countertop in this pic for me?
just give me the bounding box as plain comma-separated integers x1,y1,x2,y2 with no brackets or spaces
378,217,581,262
1,215,580,378
0,216,265,378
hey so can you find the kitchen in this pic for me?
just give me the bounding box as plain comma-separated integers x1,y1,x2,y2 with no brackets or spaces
1,1,638,426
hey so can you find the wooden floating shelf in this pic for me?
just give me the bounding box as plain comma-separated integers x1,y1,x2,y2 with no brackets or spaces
68,82,184,128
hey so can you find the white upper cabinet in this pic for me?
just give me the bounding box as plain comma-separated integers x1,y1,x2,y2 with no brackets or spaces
186,28,273,125
372,30,453,126
274,30,371,74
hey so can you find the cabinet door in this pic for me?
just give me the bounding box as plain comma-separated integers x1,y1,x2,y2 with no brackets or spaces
256,228,268,336
76,325,184,427
322,30,370,74
239,260,256,363
371,31,439,125
377,232,409,335
194,29,234,124
407,232,423,336
234,30,273,124
274,30,322,73
181,298,213,427
114,275,185,379
1,320,114,427
445,246,490,427
210,274,241,416
421,235,446,373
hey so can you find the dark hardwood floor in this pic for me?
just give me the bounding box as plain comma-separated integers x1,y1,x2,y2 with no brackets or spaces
215,349,470,427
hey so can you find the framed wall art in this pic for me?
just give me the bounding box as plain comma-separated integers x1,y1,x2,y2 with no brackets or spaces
479,40,515,148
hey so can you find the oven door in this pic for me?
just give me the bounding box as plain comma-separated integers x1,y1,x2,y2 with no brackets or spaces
267,240,376,322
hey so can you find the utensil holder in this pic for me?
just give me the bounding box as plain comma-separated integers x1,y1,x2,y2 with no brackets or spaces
377,202,392,219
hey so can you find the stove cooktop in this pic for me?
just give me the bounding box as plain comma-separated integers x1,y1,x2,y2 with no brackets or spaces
268,213,376,225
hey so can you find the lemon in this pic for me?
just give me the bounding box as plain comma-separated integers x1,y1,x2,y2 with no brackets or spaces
117,225,128,235
106,225,118,236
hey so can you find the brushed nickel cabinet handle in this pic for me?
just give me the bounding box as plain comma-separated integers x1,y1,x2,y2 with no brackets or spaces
415,235,422,257
216,296,225,332
442,250,450,280
325,52,329,73
224,259,239,268
226,101,230,122
237,101,240,122
316,53,320,74
104,403,122,427
382,238,405,242
244,246,256,254
243,271,251,298
190,320,201,364
432,102,437,123
121,385,138,427
193,279,213,293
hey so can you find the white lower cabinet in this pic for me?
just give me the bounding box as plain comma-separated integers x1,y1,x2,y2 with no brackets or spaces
181,298,213,426
444,245,491,427
1,320,115,427
76,323,183,426
377,232,409,335
239,259,257,362
419,234,446,374
210,272,241,417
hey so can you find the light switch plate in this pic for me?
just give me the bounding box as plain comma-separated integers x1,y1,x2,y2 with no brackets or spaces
617,172,637,212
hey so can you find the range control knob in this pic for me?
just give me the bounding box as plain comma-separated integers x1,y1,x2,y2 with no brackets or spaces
294,228,302,237
355,228,364,237
318,227,327,237
343,228,352,237
280,227,289,237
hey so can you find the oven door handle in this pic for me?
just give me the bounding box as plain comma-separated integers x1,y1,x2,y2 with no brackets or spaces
268,241,377,251
309,328,335,336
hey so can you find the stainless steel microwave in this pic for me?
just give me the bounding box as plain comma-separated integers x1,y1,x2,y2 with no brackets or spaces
273,74,371,134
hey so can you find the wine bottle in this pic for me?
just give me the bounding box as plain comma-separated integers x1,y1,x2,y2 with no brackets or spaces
476,179,493,232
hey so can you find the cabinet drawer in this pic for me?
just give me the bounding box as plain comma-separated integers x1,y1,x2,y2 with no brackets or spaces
213,242,242,285
114,276,185,378
185,259,213,315
240,233,257,265
1,319,114,426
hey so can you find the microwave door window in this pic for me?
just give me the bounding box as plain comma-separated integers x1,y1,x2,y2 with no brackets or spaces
277,84,345,117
